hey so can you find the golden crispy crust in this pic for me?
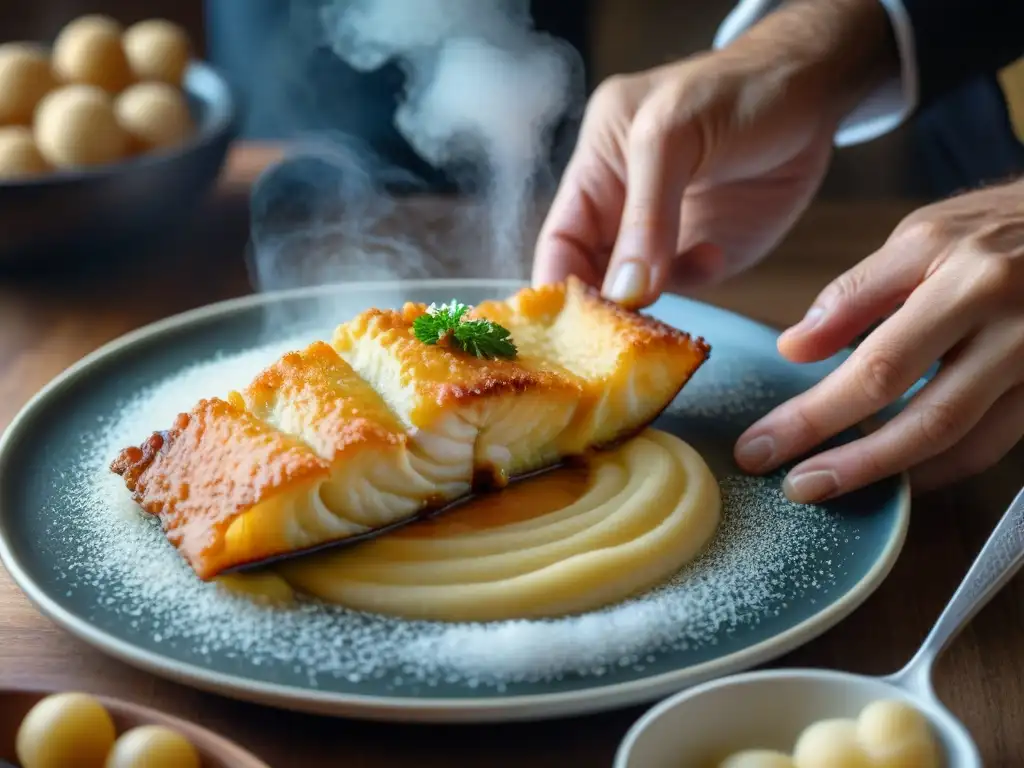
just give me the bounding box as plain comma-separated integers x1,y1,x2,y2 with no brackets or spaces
332,302,582,426
240,341,406,459
475,275,712,361
110,397,330,579
110,277,712,580
473,280,567,325
574,276,711,357
473,276,710,449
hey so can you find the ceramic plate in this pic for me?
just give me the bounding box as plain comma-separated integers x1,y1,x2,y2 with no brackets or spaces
0,280,909,723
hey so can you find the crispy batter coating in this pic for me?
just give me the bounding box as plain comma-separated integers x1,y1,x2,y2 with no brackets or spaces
474,276,711,449
474,276,711,369
331,302,582,429
110,397,330,578
240,341,407,459
110,278,711,579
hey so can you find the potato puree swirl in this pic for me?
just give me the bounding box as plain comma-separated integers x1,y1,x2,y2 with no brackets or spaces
218,429,722,623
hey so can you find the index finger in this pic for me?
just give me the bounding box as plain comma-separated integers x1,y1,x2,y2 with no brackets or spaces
531,154,623,288
734,271,984,474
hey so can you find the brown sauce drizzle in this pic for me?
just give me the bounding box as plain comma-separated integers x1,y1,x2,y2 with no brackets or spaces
223,460,594,574
393,464,592,538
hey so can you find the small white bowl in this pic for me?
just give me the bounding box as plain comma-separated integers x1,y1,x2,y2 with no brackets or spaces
614,668,979,767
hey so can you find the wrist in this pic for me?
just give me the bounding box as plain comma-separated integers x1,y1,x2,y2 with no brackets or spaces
723,0,900,128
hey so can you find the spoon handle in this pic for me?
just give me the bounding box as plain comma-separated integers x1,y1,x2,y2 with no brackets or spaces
901,484,1024,686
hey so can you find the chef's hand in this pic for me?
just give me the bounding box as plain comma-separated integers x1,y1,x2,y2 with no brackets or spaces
736,181,1024,501
532,0,898,307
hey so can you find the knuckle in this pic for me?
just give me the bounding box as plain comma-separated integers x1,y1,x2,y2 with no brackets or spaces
822,267,867,306
790,404,819,441
892,213,948,250
855,440,891,482
964,250,1015,302
583,75,631,125
788,399,830,447
628,102,678,151
968,220,1024,255
620,205,666,238
854,348,905,405
917,399,966,447
589,74,626,110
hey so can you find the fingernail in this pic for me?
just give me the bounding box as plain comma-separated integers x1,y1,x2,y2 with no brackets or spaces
604,260,648,305
782,305,827,338
784,469,839,503
735,434,776,472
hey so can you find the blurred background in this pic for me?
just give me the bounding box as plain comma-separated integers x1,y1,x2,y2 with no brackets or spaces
0,0,930,200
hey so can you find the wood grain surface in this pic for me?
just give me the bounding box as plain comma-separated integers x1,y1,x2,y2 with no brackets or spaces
0,145,1021,767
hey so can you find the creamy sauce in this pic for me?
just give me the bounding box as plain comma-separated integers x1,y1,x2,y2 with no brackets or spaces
218,429,722,623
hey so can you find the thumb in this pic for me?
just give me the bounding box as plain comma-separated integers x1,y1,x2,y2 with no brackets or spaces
600,110,701,309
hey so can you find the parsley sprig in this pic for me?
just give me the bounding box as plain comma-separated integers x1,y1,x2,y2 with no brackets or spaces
412,300,518,360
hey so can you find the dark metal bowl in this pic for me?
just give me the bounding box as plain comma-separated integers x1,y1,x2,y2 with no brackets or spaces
0,61,238,272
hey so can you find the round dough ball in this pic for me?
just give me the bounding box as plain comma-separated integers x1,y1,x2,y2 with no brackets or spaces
870,737,942,768
52,14,133,94
720,749,797,768
34,84,128,168
114,82,193,152
0,126,50,179
0,43,57,125
857,699,932,751
16,691,117,768
793,719,871,768
104,725,201,768
122,19,190,86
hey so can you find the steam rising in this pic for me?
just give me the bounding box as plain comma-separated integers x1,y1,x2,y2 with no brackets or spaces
320,0,528,69
248,0,583,314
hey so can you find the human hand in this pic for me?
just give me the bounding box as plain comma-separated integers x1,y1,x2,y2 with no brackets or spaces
532,0,897,308
735,181,1024,501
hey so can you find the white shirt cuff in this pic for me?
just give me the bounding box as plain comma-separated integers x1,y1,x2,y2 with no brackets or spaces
712,0,919,147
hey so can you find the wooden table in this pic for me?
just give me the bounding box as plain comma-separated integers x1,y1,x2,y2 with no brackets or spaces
1,145,1021,767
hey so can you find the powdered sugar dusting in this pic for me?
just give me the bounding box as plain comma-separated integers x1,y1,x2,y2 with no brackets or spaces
405,477,850,684
50,337,865,692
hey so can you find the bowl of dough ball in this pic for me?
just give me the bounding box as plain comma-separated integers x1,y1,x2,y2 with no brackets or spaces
614,670,972,768
0,14,237,270
0,688,268,768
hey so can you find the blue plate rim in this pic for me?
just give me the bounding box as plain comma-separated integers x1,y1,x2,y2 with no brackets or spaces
0,279,911,723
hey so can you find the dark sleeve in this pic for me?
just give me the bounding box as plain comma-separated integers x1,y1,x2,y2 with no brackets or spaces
901,0,1024,109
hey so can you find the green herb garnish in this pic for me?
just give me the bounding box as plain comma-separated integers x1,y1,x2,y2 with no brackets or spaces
413,300,518,360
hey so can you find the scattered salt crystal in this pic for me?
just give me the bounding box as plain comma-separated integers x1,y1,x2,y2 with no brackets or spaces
50,337,859,690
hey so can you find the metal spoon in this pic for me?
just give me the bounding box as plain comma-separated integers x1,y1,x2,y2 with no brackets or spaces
616,483,1024,767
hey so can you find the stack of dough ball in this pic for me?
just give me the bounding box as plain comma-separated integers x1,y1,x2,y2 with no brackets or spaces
15,691,202,768
717,699,943,768
0,14,193,179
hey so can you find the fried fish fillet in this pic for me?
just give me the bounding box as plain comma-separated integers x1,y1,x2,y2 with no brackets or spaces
110,277,710,580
